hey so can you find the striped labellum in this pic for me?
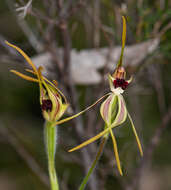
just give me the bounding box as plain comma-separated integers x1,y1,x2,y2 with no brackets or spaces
100,94,127,127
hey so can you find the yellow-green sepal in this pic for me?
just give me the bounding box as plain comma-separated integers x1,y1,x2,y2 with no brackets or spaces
108,74,115,91
127,112,143,156
117,16,127,68
56,103,69,121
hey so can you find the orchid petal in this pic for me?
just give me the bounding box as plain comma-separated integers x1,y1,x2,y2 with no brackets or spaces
127,76,133,84
5,41,39,76
68,129,109,152
108,74,115,91
10,70,39,82
57,104,69,120
55,93,111,126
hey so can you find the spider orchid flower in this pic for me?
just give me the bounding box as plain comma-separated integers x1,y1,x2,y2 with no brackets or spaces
5,41,69,124
67,16,143,176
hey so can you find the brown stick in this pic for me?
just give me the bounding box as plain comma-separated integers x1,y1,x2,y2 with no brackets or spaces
0,121,49,188
125,106,171,190
57,1,99,189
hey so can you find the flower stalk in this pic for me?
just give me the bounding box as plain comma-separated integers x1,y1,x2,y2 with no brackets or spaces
79,136,107,190
44,121,59,190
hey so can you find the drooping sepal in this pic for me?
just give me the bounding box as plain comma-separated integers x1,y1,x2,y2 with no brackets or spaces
127,112,143,156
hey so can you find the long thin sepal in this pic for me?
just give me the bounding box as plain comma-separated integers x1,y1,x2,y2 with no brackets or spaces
44,121,59,190
54,93,111,126
127,113,143,156
5,41,38,75
79,137,107,190
109,129,123,176
68,127,110,152
117,16,126,68
10,70,39,82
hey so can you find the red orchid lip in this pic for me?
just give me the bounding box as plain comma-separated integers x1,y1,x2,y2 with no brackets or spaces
42,99,53,111
113,78,129,90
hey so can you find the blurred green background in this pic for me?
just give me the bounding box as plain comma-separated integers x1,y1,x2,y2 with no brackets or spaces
0,0,171,190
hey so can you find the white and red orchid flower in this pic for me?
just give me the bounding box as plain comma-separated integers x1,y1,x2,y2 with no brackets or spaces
66,16,143,176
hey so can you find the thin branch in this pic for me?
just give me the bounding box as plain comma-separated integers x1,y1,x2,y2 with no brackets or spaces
0,121,49,188
125,106,171,190
57,1,99,189
6,0,43,52
157,22,171,38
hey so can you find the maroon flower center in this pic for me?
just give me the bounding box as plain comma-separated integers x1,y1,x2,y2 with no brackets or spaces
42,99,52,111
113,78,128,90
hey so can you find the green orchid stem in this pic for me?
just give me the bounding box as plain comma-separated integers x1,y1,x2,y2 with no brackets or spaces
45,121,59,190
79,136,107,190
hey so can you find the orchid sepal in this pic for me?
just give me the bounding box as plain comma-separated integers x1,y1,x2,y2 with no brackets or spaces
127,112,143,156
117,16,126,68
